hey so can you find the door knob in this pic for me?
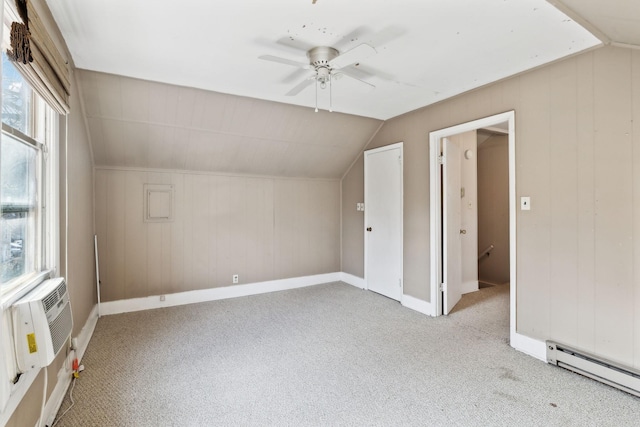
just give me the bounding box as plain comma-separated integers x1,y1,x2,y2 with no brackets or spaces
460,229,467,234
366,227,372,232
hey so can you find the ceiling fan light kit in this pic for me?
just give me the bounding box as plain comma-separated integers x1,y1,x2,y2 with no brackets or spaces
260,43,377,113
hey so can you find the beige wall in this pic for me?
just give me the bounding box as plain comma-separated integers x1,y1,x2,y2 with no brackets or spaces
66,80,97,338
7,68,96,424
341,154,365,276
477,135,510,285
95,169,340,301
341,45,640,368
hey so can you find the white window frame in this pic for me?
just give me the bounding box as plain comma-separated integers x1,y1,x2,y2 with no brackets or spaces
0,84,58,304
0,11,61,418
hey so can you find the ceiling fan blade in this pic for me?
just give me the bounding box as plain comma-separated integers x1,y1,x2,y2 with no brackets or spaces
276,36,315,54
329,43,376,70
333,26,370,51
339,66,374,82
259,55,309,69
342,64,418,89
367,25,406,48
334,72,375,91
285,78,315,96
282,68,310,84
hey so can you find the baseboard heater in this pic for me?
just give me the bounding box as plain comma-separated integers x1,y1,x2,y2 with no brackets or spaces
546,341,640,397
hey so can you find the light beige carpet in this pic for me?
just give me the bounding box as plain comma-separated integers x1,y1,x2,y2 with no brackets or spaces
53,282,638,426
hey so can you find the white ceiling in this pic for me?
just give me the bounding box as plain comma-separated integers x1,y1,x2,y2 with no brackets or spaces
555,0,640,46
46,0,602,120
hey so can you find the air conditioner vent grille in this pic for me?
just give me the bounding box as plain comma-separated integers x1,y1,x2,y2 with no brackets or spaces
42,291,59,312
57,281,67,299
49,302,73,355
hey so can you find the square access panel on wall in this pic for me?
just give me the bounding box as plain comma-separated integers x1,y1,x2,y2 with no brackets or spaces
144,184,174,222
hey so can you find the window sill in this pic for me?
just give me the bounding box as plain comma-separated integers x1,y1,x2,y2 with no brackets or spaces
0,270,52,310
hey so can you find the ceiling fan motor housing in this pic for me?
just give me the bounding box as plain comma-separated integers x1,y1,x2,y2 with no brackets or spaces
307,46,338,84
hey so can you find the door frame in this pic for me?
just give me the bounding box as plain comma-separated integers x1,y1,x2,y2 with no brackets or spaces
364,142,404,299
429,112,521,340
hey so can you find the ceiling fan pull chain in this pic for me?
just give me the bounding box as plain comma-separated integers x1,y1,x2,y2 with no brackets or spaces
329,75,333,113
315,77,318,113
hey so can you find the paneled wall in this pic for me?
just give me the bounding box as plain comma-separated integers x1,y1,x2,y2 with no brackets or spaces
341,153,364,276
341,46,640,368
95,169,340,302
78,70,382,179
66,87,97,337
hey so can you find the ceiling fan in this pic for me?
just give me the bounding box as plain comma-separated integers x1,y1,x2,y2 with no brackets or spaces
259,43,377,112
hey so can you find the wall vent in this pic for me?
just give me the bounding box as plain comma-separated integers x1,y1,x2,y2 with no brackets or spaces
546,341,640,397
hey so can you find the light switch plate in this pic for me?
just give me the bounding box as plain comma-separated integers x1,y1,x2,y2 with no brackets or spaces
521,196,531,211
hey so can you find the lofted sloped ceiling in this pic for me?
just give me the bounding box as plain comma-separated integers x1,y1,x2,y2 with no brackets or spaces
48,0,601,120
78,70,382,178
552,0,640,47
47,0,640,179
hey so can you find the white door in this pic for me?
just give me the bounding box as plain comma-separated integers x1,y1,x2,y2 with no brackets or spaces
443,138,463,314
365,143,403,301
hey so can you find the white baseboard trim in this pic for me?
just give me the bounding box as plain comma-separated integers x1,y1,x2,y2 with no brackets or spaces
41,363,71,427
511,331,547,362
41,304,100,427
401,294,435,317
75,305,99,361
340,273,365,289
100,273,342,316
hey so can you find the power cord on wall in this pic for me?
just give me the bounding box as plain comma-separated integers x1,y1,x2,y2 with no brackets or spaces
50,376,76,427
46,345,83,427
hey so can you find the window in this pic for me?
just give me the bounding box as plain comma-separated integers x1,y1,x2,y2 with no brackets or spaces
0,52,57,296
1,132,37,283
0,0,65,415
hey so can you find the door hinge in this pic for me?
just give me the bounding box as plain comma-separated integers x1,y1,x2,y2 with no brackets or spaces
438,155,444,165
439,282,444,292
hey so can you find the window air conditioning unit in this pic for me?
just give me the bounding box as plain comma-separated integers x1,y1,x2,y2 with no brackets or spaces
12,278,73,372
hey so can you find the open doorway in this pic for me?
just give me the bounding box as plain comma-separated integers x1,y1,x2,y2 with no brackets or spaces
477,127,510,289
429,111,516,337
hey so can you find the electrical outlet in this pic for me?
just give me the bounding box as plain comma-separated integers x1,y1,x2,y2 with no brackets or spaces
233,274,239,284
159,295,166,301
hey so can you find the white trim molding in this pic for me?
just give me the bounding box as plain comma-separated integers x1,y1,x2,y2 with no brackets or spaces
340,273,366,289
401,294,435,316
74,305,99,362
42,304,99,427
511,331,547,362
100,273,342,316
427,111,548,364
429,111,515,317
